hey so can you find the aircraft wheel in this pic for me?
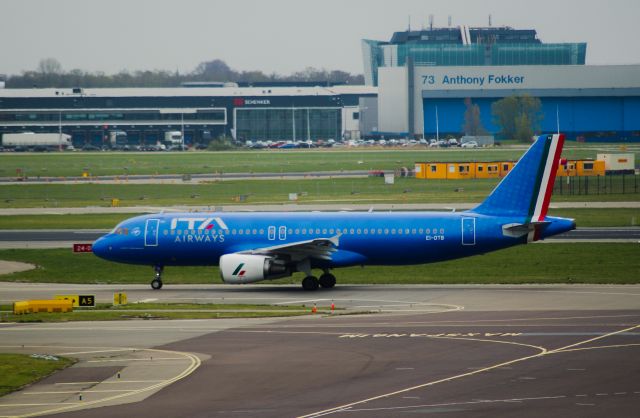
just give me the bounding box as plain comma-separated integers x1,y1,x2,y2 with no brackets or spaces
319,273,336,289
151,279,163,290
302,276,319,291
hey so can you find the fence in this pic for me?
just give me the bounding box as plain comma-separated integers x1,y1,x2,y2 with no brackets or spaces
553,174,639,196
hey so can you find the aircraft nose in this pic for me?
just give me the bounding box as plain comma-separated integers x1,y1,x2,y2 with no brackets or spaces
92,236,112,259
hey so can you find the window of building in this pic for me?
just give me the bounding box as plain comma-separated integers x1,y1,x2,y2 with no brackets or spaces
430,165,437,173
583,162,594,170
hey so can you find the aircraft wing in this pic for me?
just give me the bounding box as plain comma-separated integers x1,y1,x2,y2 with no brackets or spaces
239,234,340,262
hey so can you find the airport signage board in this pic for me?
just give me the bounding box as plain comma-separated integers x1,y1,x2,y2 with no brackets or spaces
73,243,93,253
232,98,272,106
415,65,640,91
55,294,96,307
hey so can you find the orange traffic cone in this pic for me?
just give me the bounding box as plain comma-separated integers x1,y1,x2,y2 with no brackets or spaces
331,302,335,312
312,304,317,314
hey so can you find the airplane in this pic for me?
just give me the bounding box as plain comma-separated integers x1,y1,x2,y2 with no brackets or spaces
92,134,575,291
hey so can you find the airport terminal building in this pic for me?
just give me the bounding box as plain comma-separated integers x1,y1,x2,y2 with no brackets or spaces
365,26,640,141
0,85,376,146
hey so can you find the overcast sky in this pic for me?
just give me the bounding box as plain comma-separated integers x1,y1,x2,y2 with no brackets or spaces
1,0,639,76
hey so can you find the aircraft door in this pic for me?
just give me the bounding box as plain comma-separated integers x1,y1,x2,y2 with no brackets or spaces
144,219,160,246
461,217,476,245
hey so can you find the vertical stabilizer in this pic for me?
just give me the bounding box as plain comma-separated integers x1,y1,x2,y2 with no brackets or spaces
472,134,565,221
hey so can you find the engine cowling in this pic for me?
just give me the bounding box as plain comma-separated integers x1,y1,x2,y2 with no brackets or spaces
219,253,291,284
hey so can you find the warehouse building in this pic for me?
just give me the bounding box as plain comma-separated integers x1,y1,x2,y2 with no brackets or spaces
0,85,376,146
365,26,640,141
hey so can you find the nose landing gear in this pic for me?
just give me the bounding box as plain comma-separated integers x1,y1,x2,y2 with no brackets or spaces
151,265,163,290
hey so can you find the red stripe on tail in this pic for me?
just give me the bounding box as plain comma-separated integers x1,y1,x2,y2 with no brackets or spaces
537,134,565,221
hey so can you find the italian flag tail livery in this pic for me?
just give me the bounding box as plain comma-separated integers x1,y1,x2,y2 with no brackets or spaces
472,134,565,241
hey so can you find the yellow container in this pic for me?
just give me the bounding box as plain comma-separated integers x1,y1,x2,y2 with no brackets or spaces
13,300,73,315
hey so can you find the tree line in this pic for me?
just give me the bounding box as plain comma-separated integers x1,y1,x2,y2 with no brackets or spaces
4,58,364,88
463,94,543,141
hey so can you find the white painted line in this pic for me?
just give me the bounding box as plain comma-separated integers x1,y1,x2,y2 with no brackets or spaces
0,403,81,407
23,390,134,394
395,368,414,370
614,392,627,395
58,348,134,355
55,380,164,385
137,298,158,303
575,394,588,397
595,393,608,396
576,403,595,406
87,357,185,363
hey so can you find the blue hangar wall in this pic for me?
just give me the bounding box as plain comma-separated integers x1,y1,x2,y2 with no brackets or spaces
422,95,640,141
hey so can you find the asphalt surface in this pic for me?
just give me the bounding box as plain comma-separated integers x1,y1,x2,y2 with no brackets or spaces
0,170,373,185
0,284,639,418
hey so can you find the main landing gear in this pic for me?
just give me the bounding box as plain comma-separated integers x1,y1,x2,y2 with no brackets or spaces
151,265,163,290
302,269,336,291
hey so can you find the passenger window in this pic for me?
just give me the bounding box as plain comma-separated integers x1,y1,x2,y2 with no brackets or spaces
268,226,275,240
279,226,286,240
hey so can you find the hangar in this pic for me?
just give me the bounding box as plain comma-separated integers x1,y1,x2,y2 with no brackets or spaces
365,26,640,141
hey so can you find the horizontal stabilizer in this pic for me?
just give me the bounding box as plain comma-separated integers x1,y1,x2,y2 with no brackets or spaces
502,221,550,241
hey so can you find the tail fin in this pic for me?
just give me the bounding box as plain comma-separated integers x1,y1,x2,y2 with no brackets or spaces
472,134,565,222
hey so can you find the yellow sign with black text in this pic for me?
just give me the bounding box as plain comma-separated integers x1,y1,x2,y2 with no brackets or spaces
78,295,96,307
113,292,127,306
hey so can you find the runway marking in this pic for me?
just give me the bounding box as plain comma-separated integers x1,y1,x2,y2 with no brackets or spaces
58,348,135,355
0,403,81,407
0,345,201,418
299,323,640,418
54,380,164,385
553,343,640,353
400,313,640,324
307,395,567,415
23,390,134,394
547,324,640,354
87,357,186,363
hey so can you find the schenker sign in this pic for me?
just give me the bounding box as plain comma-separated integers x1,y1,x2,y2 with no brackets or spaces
232,98,271,106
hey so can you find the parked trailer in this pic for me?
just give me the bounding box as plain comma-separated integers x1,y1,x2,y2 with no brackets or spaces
597,153,635,174
2,132,72,150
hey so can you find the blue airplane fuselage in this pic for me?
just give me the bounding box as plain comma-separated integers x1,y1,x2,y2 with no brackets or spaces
92,211,575,268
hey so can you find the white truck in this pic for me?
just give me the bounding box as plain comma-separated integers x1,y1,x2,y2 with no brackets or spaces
2,132,73,151
164,131,184,150
108,131,128,149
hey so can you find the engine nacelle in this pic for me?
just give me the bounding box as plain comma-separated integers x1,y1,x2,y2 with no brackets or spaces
219,253,291,284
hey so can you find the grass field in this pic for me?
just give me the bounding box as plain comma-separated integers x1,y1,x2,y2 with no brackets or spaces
0,208,637,229
1,177,638,208
0,144,634,178
0,354,74,396
0,243,638,285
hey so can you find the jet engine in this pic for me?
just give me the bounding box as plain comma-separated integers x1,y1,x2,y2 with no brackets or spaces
219,253,291,284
